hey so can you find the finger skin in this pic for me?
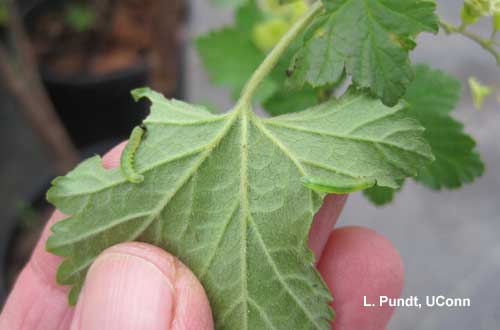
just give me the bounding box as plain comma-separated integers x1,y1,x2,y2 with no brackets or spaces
70,243,213,330
308,194,348,261
101,142,127,169
317,227,404,330
0,211,74,330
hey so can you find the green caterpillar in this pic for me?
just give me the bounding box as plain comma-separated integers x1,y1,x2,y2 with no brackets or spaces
302,176,376,194
120,125,146,184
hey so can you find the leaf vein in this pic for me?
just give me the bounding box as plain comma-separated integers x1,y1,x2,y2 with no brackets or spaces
248,216,325,330
265,121,430,159
198,201,240,280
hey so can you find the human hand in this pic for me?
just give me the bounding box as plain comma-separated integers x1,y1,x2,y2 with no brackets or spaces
0,143,403,330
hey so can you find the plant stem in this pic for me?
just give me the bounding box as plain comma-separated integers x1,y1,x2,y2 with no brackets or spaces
236,1,323,109
439,20,500,65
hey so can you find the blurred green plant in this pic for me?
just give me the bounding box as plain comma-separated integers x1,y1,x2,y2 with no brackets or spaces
252,0,308,51
0,2,9,27
64,3,97,33
453,0,500,111
469,77,493,109
15,201,41,229
461,0,492,25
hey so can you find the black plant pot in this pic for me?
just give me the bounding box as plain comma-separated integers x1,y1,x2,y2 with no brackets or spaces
0,0,186,304
42,66,150,148
20,0,152,149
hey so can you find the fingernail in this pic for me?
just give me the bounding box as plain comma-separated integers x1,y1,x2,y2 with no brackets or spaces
71,244,177,330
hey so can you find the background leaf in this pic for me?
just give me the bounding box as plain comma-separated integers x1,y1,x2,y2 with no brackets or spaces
364,65,485,205
196,0,321,113
196,2,278,103
408,65,485,190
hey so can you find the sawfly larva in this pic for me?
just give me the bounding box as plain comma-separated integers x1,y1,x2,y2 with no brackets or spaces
120,124,146,184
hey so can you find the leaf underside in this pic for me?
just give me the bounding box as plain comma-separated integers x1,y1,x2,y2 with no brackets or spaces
47,88,432,330
290,0,439,106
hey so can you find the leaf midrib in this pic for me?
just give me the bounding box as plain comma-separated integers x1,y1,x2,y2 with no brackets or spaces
238,110,250,330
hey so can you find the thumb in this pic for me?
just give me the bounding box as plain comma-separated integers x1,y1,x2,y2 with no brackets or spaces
70,243,213,330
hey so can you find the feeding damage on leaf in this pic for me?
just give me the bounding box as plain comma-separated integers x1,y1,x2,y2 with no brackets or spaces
46,86,432,329
288,0,439,106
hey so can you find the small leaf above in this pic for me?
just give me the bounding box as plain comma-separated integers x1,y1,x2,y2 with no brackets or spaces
47,88,432,330
289,0,439,106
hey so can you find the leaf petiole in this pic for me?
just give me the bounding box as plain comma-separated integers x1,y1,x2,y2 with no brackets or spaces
236,1,324,109
439,19,500,65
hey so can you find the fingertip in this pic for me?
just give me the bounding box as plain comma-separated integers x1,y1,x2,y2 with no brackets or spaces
71,242,213,330
171,260,214,330
308,194,348,261
101,142,127,169
318,226,404,330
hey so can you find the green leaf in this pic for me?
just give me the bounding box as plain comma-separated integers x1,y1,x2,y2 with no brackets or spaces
64,4,96,33
263,85,319,115
196,2,278,103
196,0,318,112
494,12,500,31
0,3,9,26
289,0,439,106
363,185,398,205
461,0,491,25
404,65,462,116
253,18,291,52
406,65,484,189
363,65,485,205
47,88,432,329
